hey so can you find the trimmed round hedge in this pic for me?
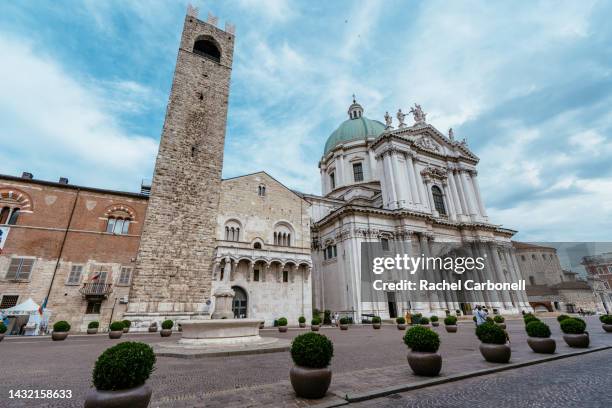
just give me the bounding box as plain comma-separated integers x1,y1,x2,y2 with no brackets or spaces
430,315,439,322
298,316,306,324
0,322,7,334
311,317,321,325
444,316,457,325
109,321,124,331
92,342,156,391
339,317,350,325
599,315,612,324
53,321,71,332
412,313,423,324
560,318,586,334
557,314,571,322
403,325,440,352
290,332,334,368
161,320,173,330
277,317,288,326
372,316,381,324
526,321,551,338
476,322,506,344
523,314,539,325
88,321,99,329
420,317,430,325
494,315,505,323
396,317,406,324
121,320,131,328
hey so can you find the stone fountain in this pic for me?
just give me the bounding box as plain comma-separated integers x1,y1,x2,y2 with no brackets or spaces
154,257,290,358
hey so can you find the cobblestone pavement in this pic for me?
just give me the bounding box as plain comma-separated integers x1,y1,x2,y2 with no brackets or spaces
352,348,612,408
0,316,610,407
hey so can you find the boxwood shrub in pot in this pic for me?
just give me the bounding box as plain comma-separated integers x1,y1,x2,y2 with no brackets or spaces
396,317,406,330
430,315,439,327
557,314,570,323
84,342,156,408
444,316,457,333
160,320,173,337
298,316,306,328
412,313,422,325
493,315,506,329
52,321,70,341
109,321,124,339
338,317,350,330
523,313,539,325
311,317,321,332
87,321,100,335
404,326,442,376
525,321,556,354
121,320,131,333
148,322,158,333
476,322,510,363
0,322,7,342
277,317,288,333
599,315,612,332
289,332,334,399
560,318,589,348
419,317,430,326
372,316,382,329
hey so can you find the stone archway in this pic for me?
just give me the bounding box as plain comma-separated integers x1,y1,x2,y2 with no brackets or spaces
232,286,248,318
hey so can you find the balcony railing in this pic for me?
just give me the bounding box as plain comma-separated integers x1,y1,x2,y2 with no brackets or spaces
79,283,113,298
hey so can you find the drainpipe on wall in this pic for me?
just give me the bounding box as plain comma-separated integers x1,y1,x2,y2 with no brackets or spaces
44,188,80,317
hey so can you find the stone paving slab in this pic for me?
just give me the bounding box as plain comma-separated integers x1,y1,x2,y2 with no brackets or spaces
153,338,291,358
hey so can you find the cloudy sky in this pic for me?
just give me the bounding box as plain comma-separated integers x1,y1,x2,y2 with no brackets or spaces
1,0,611,241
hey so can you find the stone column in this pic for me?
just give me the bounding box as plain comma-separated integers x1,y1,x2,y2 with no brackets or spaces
368,149,377,180
468,243,489,305
419,234,441,310
507,248,532,310
246,261,253,282
383,152,399,209
406,153,420,207
401,155,414,206
391,153,407,208
470,171,487,218
453,171,468,218
320,164,327,195
487,243,513,308
415,164,428,210
460,171,478,216
442,181,456,221
448,170,464,216
337,154,345,187
423,178,436,215
262,263,268,282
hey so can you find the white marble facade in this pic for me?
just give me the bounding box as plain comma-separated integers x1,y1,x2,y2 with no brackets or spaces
306,100,532,319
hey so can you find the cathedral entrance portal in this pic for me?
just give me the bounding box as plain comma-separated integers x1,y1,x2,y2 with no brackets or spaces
232,286,248,318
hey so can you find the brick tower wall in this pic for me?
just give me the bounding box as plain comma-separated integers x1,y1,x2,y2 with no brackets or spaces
128,15,234,314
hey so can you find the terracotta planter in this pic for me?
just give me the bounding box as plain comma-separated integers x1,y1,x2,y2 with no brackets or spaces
148,326,157,333
122,327,130,333
87,328,98,335
84,383,152,408
109,331,123,339
563,333,589,348
373,323,381,329
339,324,348,330
52,332,68,341
160,329,172,337
496,323,507,330
527,337,556,354
278,326,288,333
602,324,612,333
290,365,332,399
311,325,320,332
445,325,457,333
299,322,306,328
407,351,442,376
397,324,406,330
431,321,439,327
0,333,5,342
479,343,511,363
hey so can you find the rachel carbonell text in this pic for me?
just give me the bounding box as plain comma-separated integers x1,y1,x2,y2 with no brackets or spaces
372,254,486,275
372,279,526,292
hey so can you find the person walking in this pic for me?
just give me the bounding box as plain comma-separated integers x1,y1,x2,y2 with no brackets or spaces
474,305,488,326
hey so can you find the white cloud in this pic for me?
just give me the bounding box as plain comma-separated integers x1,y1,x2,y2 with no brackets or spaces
0,35,157,191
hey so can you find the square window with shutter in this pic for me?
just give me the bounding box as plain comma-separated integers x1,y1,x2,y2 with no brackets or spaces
5,258,34,280
0,295,19,309
118,267,132,286
66,265,83,285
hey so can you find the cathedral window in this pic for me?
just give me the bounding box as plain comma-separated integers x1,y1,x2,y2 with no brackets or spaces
529,276,535,285
258,185,266,196
329,172,336,189
253,242,262,249
117,267,133,286
5,257,34,280
224,220,242,241
0,206,20,225
381,238,390,252
431,186,446,216
273,223,294,246
253,269,260,281
283,270,289,282
353,162,364,182
66,265,83,285
324,244,337,260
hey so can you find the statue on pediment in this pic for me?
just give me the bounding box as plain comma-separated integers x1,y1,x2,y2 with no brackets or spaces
384,111,392,129
410,103,426,124
397,109,406,128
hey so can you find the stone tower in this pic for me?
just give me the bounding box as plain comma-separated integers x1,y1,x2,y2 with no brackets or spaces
128,12,234,318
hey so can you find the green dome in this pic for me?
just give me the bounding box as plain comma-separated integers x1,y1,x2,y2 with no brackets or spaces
324,116,386,154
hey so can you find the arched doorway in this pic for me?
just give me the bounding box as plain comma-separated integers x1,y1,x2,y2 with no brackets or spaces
232,286,248,318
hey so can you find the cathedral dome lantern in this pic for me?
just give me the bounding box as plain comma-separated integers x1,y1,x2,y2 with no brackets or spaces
324,97,385,155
